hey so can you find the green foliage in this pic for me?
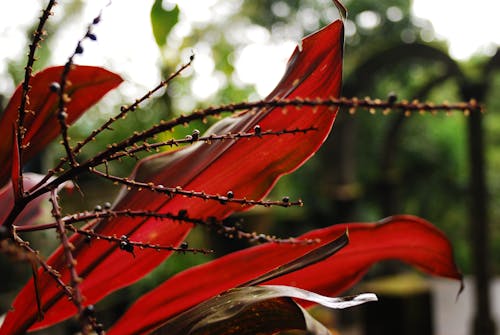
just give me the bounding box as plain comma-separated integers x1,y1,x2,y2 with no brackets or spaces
150,0,180,48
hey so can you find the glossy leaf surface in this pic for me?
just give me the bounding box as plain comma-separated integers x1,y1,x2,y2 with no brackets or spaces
108,215,461,335
152,285,376,335
0,65,123,186
0,20,344,334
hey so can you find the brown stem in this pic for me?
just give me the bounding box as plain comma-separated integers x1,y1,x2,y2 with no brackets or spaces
16,0,58,194
49,191,87,333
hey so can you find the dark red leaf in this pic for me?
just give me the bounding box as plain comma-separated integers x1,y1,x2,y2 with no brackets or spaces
0,173,66,227
11,127,21,200
107,215,461,335
0,20,344,335
0,65,123,186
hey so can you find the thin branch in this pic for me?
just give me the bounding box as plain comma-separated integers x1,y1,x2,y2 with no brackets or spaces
101,126,317,165
89,168,303,208
28,57,194,194
49,191,87,333
73,57,194,155
11,232,73,299
55,9,105,168
82,96,483,172
16,209,318,245
68,225,213,255
16,0,57,195
23,96,481,204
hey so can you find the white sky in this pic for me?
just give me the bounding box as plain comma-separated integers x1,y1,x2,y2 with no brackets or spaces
0,0,499,102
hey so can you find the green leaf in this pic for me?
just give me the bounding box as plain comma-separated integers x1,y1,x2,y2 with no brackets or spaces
150,0,179,48
152,285,377,335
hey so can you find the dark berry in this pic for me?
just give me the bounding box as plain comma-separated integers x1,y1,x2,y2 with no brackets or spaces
191,129,200,141
75,44,84,54
254,125,262,136
86,33,97,41
387,92,398,104
49,82,60,93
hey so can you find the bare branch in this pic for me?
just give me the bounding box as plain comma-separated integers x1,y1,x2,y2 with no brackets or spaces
89,168,303,209
16,0,58,195
73,57,194,155
49,191,88,334
68,225,213,255
100,126,317,165
55,8,105,168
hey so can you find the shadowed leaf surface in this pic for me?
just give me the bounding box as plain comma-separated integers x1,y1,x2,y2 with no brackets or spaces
0,173,70,227
108,215,461,335
152,285,376,335
0,19,344,335
0,65,123,186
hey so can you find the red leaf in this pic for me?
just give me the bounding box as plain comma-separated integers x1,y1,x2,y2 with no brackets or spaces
0,20,344,335
107,215,462,335
11,127,21,200
0,173,66,227
0,65,123,186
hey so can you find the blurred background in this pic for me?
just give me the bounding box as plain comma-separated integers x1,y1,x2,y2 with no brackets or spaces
1,0,499,334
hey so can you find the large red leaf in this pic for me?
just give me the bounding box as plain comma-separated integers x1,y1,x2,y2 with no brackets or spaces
0,20,344,334
108,215,462,335
0,65,123,186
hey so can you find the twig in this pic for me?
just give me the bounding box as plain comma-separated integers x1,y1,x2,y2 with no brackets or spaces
16,209,318,245
49,191,87,333
16,0,57,195
11,232,73,298
68,225,213,255
73,57,194,155
22,96,482,205
89,168,303,208
55,9,104,168
101,126,317,164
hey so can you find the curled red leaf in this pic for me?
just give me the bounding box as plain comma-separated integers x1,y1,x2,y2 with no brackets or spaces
108,215,462,335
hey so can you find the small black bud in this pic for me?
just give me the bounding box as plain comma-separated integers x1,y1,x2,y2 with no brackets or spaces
57,111,68,121
86,32,97,41
93,16,101,25
94,323,104,334
94,205,102,212
387,92,397,104
257,234,268,243
49,82,60,93
189,54,195,62
282,196,290,203
254,125,262,136
83,305,95,317
103,202,112,209
226,190,234,199
185,135,193,141
191,129,200,141
180,241,188,249
178,209,188,218
75,44,84,54
120,240,134,253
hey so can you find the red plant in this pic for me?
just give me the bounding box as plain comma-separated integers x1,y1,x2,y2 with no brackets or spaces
0,1,464,334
